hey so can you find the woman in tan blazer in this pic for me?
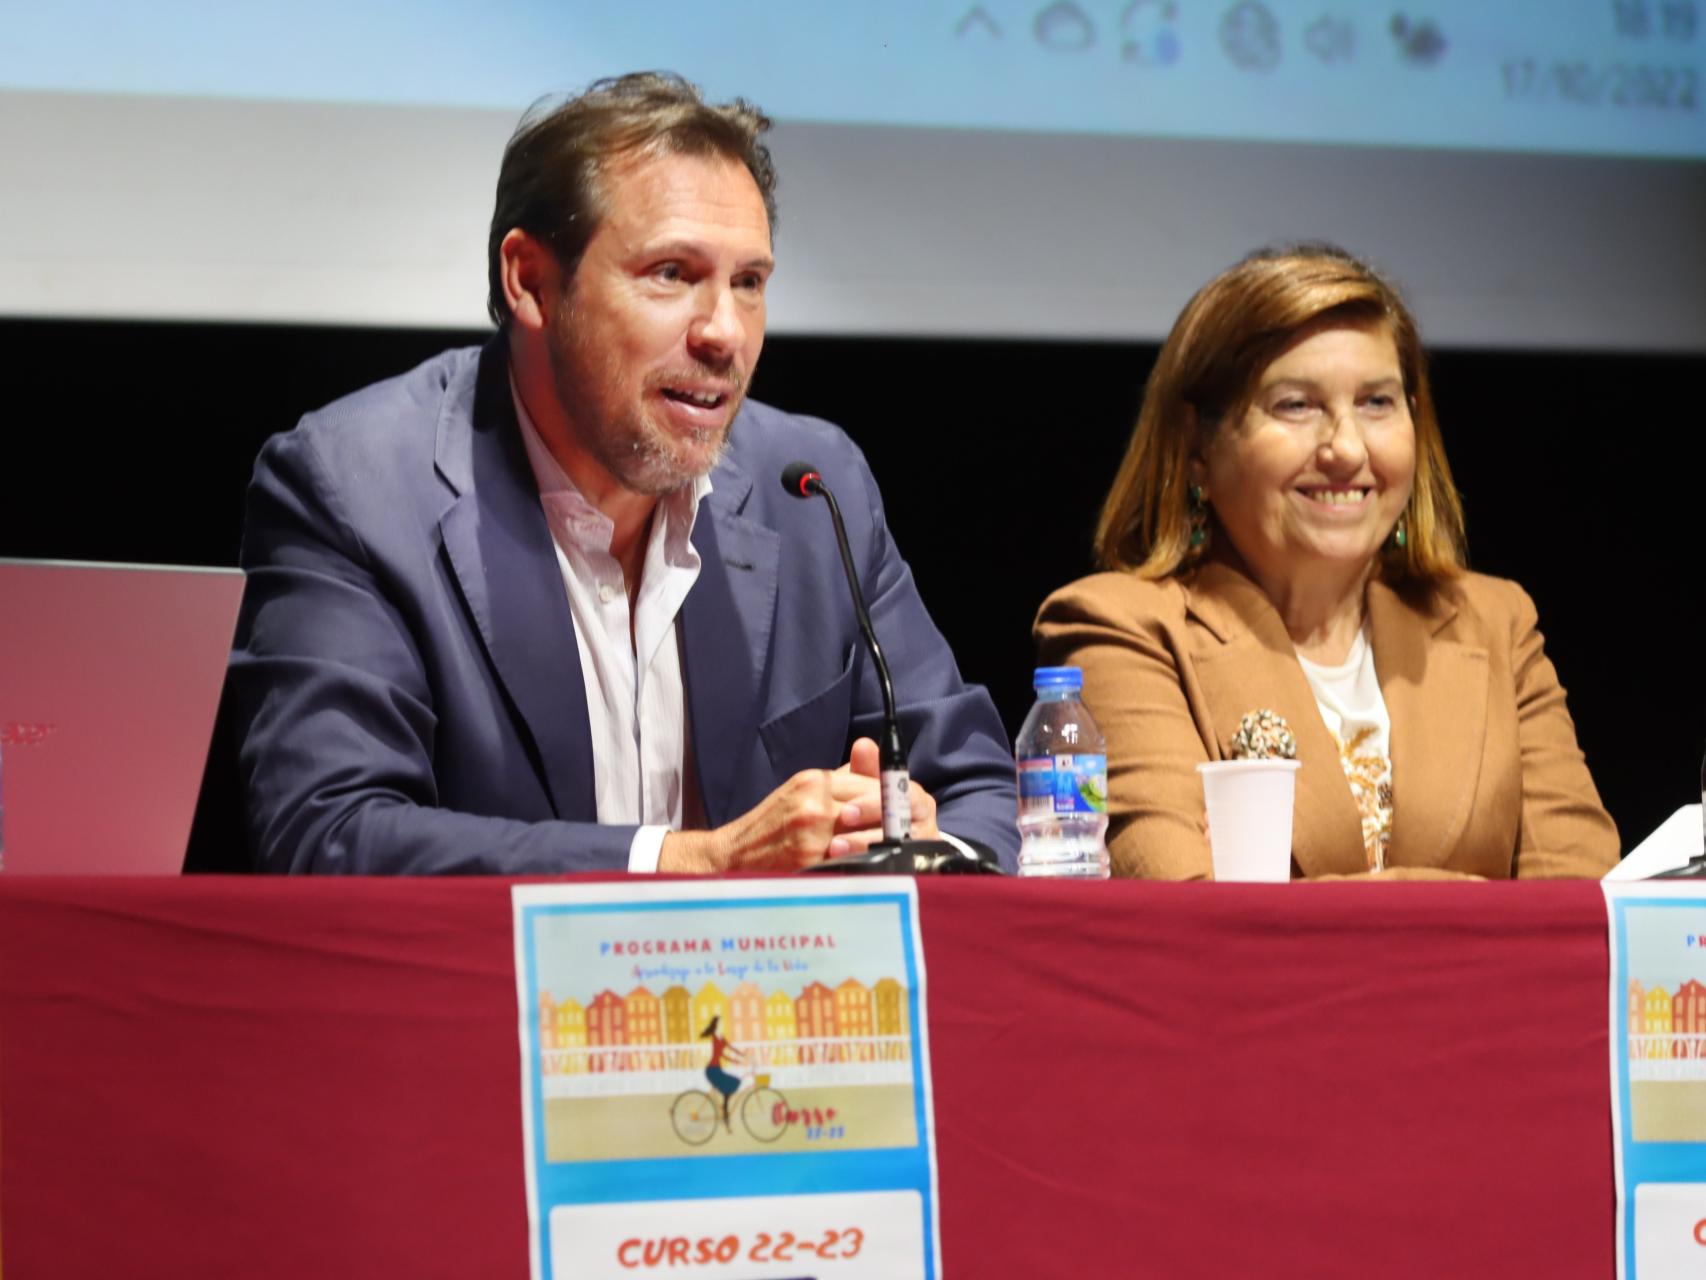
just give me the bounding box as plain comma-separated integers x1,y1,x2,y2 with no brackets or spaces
1035,245,1618,881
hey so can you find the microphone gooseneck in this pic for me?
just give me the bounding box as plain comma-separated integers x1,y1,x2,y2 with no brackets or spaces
781,460,909,841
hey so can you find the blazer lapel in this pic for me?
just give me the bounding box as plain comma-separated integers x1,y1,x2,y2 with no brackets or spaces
681,458,780,829
1368,580,1487,870
1184,563,1366,877
435,342,597,822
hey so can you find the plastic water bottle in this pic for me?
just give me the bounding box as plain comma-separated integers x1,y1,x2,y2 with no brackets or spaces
1014,667,1110,878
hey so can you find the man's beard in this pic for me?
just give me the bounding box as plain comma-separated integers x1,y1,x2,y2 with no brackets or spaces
548,311,748,498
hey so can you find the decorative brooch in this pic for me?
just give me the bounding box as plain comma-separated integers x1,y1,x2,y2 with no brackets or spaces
1230,709,1297,761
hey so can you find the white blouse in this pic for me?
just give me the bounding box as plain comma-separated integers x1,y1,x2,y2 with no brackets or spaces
1298,627,1393,871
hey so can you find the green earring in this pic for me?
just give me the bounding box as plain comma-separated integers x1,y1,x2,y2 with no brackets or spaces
1187,485,1207,552
1392,517,1408,549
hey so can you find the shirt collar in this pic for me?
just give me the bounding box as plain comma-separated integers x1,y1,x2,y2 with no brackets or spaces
510,371,713,558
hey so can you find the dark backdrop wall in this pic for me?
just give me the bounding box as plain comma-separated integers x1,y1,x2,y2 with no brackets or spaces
1,318,1700,858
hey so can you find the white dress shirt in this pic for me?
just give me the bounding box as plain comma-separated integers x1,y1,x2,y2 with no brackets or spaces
513,385,709,872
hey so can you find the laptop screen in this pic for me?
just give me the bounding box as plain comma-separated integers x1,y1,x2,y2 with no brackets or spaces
0,559,244,875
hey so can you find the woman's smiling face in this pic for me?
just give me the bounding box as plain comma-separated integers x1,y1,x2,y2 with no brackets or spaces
1196,318,1416,586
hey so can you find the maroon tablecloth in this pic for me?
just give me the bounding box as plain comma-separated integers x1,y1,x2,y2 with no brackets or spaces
0,877,1613,1278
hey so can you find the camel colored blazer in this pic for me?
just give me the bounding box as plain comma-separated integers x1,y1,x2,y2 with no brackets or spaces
1034,562,1619,880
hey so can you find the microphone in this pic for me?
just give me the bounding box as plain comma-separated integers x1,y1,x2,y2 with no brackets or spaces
781,461,908,841
781,461,1001,875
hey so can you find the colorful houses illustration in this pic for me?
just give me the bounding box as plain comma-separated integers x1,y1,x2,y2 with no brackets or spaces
539,977,912,1078
1627,978,1706,1064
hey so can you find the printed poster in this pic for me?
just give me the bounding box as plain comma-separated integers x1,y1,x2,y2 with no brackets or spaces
1604,883,1706,1279
513,879,940,1280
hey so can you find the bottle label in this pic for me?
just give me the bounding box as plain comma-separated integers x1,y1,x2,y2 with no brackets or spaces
1017,754,1107,816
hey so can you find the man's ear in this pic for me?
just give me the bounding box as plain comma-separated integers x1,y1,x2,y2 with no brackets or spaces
498,229,559,333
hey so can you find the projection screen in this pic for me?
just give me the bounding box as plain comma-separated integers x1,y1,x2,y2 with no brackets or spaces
1,0,1702,349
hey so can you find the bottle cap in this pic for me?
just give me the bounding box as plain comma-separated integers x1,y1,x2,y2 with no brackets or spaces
1032,666,1083,692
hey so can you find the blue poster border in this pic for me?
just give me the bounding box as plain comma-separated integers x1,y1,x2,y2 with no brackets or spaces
1608,890,1706,1280
515,887,937,1280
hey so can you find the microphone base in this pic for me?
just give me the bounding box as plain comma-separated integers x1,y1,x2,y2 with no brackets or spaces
1649,853,1706,879
799,838,1005,876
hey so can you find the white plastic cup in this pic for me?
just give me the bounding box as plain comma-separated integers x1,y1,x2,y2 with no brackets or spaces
1196,759,1301,882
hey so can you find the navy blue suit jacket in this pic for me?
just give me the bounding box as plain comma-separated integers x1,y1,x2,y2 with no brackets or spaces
230,342,1019,873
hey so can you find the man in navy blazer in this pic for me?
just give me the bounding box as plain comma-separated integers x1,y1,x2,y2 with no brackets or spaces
229,73,1019,875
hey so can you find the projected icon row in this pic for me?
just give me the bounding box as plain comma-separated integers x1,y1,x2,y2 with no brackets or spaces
952,4,1451,70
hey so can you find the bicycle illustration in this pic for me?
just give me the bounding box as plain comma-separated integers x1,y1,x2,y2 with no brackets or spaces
671,1015,791,1145
669,1070,791,1146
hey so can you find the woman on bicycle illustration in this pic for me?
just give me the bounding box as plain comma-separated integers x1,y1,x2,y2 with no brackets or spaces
670,1023,788,1146
700,1016,745,1131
